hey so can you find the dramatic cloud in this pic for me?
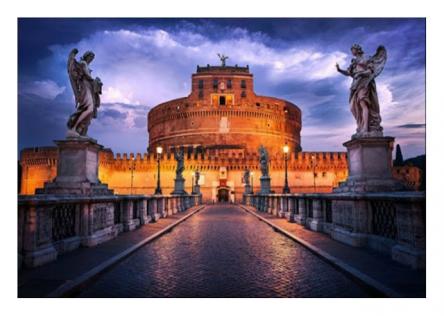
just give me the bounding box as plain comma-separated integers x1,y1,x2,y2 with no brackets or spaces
21,79,66,100
18,18,425,158
397,123,426,129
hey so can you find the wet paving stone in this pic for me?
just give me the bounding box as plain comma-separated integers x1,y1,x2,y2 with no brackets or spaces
78,205,373,298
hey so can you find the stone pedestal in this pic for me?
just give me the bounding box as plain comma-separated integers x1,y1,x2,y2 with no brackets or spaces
334,136,404,193
244,184,252,195
171,177,187,195
37,137,113,195
192,184,201,195
260,176,271,194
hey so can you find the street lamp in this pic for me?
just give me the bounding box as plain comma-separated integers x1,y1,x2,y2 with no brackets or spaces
283,143,290,193
154,146,163,195
311,154,317,193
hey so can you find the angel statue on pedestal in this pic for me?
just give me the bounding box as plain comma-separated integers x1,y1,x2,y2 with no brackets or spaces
66,48,103,138
258,145,269,177
336,44,387,139
174,148,185,179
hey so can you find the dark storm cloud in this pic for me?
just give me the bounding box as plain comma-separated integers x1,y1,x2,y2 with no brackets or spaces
396,123,426,129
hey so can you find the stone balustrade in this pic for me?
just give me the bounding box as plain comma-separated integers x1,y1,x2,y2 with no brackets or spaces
18,193,201,268
243,192,425,269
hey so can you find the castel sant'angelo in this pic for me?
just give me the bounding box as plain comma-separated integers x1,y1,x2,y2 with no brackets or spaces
19,59,420,202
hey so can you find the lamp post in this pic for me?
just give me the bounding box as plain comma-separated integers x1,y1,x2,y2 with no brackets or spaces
283,144,290,193
154,146,163,195
311,154,317,193
130,156,135,195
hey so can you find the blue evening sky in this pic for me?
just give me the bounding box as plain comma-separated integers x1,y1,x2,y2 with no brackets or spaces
18,18,425,158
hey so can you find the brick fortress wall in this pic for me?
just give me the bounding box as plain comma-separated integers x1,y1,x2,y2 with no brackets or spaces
20,146,351,201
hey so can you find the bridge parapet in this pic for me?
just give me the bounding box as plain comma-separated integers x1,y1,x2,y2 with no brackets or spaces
18,193,201,268
243,191,425,269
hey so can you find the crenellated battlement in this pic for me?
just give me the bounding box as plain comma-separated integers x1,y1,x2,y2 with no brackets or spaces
20,147,58,166
21,146,347,170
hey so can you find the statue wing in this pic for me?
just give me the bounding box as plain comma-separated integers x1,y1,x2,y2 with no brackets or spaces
67,48,82,105
368,45,387,80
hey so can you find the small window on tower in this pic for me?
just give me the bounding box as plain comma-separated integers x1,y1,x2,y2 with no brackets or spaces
213,79,218,89
227,79,232,89
241,80,247,89
219,96,226,105
198,80,204,89
241,91,246,98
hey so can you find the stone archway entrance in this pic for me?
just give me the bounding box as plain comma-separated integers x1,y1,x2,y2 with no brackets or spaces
217,187,229,202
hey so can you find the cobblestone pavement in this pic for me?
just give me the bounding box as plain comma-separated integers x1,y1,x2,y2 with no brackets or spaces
78,204,374,298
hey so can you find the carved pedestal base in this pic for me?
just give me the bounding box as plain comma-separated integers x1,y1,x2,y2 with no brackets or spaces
334,136,404,193
260,176,271,194
37,137,113,195
192,185,201,195
171,177,187,195
244,184,252,195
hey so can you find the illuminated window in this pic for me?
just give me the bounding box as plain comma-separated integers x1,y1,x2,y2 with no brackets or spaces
212,95,218,105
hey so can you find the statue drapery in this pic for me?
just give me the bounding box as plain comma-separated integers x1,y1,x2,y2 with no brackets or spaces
66,48,102,138
337,45,387,138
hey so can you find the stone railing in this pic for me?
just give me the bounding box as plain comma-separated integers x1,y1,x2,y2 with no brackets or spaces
243,192,425,269
18,194,201,268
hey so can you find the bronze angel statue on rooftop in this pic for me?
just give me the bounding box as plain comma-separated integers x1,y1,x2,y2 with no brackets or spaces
336,44,387,138
66,48,103,138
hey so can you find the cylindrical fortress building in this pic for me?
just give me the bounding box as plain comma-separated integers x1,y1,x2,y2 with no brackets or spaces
20,61,420,201
148,64,302,155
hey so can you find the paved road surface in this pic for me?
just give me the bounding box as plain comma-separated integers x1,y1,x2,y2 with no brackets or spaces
78,204,374,298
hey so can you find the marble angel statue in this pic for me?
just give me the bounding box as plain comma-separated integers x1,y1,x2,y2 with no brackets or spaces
258,145,269,177
336,44,387,138
242,168,251,186
66,48,103,138
174,148,185,179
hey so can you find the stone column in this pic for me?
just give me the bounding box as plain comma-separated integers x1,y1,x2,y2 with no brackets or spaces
149,198,161,222
159,197,167,218
122,199,137,231
308,199,323,232
172,197,178,214
278,196,287,218
139,199,150,225
286,197,296,222
273,196,280,216
295,198,306,224
267,196,273,214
